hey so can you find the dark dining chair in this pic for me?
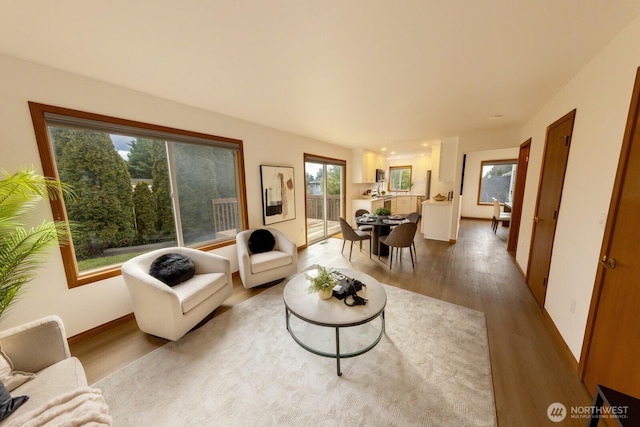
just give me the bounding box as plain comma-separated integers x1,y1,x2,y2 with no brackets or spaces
339,217,371,261
355,209,373,232
406,213,421,255
378,222,418,270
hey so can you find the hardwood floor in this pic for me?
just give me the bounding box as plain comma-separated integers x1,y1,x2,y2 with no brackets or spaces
70,219,592,426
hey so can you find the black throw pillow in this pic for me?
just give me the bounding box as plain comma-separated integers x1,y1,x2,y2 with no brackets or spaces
0,380,28,421
149,253,196,287
248,229,276,254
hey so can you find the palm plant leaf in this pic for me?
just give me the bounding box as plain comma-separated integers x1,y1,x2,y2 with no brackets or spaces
0,167,74,319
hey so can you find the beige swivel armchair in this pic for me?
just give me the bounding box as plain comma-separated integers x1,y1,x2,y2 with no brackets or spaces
236,228,298,289
121,247,232,341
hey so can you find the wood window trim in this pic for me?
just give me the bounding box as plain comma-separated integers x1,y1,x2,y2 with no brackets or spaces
28,102,248,288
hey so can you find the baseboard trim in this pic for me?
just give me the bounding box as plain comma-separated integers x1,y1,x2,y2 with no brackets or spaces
67,313,134,346
542,308,580,372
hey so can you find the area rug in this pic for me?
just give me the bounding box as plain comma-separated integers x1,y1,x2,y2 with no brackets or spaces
94,280,496,426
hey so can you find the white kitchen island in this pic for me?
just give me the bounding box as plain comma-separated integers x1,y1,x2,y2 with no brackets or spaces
421,200,453,242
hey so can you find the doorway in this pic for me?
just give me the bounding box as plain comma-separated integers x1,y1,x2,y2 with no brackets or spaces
580,67,640,397
304,154,345,244
526,110,576,308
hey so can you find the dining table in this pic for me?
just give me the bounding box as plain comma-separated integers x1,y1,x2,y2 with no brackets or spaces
355,215,410,256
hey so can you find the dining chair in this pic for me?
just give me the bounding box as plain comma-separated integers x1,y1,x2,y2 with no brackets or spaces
338,217,372,261
378,222,418,270
355,209,373,232
405,213,421,255
406,212,420,224
492,198,511,232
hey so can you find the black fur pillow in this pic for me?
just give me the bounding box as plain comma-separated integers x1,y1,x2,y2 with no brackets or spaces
149,253,196,287
0,380,28,421
248,229,276,254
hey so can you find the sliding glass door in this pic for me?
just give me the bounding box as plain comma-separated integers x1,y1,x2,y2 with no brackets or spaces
304,155,345,244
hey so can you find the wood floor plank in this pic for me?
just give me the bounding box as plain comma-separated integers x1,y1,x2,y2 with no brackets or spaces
70,219,592,426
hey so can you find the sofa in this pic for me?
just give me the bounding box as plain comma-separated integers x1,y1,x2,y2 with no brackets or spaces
0,315,110,425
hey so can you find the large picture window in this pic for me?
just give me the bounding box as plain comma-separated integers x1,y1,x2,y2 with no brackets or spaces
29,102,247,287
477,159,517,205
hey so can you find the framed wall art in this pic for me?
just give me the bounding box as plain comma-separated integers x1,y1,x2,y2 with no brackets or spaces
260,165,296,225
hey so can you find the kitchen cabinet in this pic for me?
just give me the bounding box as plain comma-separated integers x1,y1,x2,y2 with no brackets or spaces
371,198,384,213
421,200,453,241
352,198,385,217
392,195,419,214
395,196,411,214
352,148,387,183
390,197,397,213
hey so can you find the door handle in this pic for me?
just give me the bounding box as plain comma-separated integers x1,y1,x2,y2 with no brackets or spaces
533,216,541,223
600,255,617,269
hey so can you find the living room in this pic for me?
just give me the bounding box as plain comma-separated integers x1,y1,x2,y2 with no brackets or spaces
1,2,640,425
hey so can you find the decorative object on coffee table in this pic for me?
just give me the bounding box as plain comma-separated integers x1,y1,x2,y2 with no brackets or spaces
305,265,337,300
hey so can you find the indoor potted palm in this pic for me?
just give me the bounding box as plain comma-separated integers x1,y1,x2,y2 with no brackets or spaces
305,265,337,300
0,167,72,319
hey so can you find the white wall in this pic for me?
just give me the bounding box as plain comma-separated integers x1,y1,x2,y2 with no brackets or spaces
461,148,519,218
516,15,640,359
0,54,351,336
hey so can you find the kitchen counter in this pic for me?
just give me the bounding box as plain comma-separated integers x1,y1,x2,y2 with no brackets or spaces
355,193,425,200
421,199,452,205
421,200,453,241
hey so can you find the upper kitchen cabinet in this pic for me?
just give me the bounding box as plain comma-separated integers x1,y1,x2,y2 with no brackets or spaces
352,148,387,183
438,138,458,182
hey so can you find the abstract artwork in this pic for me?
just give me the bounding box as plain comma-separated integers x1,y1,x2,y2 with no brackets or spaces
260,165,295,225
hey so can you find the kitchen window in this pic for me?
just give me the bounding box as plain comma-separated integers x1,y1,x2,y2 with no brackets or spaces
388,165,412,192
29,102,247,288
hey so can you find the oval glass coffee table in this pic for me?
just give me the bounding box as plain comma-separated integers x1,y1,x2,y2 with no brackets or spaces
283,268,387,376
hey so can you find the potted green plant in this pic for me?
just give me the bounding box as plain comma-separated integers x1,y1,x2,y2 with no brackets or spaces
0,167,72,319
305,265,337,300
374,207,391,218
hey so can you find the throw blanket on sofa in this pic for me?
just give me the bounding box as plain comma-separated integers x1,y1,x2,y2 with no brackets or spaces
6,387,111,427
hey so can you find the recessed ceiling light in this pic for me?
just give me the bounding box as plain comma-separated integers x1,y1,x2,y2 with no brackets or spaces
422,143,429,147
390,151,396,155
381,148,387,151
489,114,504,120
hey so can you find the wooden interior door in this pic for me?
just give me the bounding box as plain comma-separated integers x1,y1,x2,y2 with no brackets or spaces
581,67,640,397
507,139,530,254
527,111,576,307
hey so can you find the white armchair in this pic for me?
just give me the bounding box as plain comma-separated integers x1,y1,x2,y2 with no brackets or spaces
236,228,298,289
121,247,232,341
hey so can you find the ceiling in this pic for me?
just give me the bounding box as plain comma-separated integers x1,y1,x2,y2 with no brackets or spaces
1,1,639,159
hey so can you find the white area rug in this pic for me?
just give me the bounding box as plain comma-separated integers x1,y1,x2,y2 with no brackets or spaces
95,281,496,426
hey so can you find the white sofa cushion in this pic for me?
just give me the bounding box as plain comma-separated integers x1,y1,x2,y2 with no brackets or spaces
172,272,228,314
2,358,87,424
250,251,293,274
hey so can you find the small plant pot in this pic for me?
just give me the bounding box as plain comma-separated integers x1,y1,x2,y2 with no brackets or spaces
317,288,333,300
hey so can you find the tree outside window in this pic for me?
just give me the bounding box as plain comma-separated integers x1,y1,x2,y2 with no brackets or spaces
388,166,412,192
477,159,517,204
30,102,246,287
